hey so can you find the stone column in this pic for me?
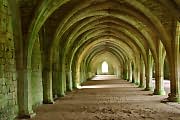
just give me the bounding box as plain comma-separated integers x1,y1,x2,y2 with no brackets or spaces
135,57,141,85
167,21,180,102
56,50,66,97
57,67,66,97
18,69,35,118
132,57,140,85
126,63,129,80
153,41,166,95
74,71,81,88
145,51,153,91
66,71,73,91
128,62,133,82
116,66,122,79
132,64,135,83
42,68,54,104
123,62,128,80
38,25,54,103
139,56,145,88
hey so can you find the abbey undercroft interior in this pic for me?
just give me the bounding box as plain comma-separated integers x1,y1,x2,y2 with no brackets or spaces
0,0,180,120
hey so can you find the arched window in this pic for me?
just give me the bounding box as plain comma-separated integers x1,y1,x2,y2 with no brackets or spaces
102,61,108,73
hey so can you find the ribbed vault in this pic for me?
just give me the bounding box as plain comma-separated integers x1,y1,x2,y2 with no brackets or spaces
7,0,179,118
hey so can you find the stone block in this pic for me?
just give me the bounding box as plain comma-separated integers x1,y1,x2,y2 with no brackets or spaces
0,67,4,77
0,58,5,64
0,43,4,51
8,93,13,101
9,85,15,92
8,100,14,106
6,50,13,59
0,34,6,43
12,73,17,81
0,50,4,57
13,81,17,88
4,72,12,78
0,78,5,85
2,85,8,94
0,64,4,70
9,59,15,65
0,94,7,105
4,64,16,72
12,92,17,100
0,94,4,104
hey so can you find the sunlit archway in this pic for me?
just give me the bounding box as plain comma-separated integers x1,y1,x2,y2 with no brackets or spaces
102,61,109,73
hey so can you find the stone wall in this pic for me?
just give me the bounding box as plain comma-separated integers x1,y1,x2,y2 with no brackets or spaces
0,0,18,119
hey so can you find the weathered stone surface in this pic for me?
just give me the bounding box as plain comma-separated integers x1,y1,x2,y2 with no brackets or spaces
0,0,179,119
0,1,17,120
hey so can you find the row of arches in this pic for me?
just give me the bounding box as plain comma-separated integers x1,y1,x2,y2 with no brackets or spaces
5,0,180,119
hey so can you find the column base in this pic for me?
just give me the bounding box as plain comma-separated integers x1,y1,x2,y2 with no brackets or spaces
73,83,80,89
135,82,140,86
67,88,73,92
43,99,55,104
18,112,36,119
57,93,65,97
144,87,153,91
153,89,166,95
167,93,180,102
138,84,144,88
131,80,134,83
128,80,132,83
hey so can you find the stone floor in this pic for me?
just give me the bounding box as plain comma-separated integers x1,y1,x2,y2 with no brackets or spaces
30,75,180,120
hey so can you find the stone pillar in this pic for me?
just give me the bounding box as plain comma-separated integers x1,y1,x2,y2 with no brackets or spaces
128,62,133,82
42,68,54,104
66,71,73,91
57,68,66,97
145,51,153,91
132,63,135,83
18,69,35,118
126,63,129,80
74,71,81,88
132,58,140,85
56,50,66,97
139,56,145,88
57,73,65,97
52,63,58,98
135,58,141,85
153,41,166,95
124,62,129,80
117,66,122,79
133,65,138,85
63,70,67,93
167,21,180,102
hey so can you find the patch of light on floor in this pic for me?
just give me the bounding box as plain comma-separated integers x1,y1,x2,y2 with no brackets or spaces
91,75,118,80
79,84,134,89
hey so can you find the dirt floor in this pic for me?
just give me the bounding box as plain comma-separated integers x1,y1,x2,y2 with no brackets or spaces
30,75,180,120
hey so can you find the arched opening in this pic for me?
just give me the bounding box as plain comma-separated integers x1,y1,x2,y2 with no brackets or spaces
163,57,170,94
102,61,109,74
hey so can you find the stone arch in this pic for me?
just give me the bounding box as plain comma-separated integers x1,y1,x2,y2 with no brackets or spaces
26,0,173,74
70,39,137,87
